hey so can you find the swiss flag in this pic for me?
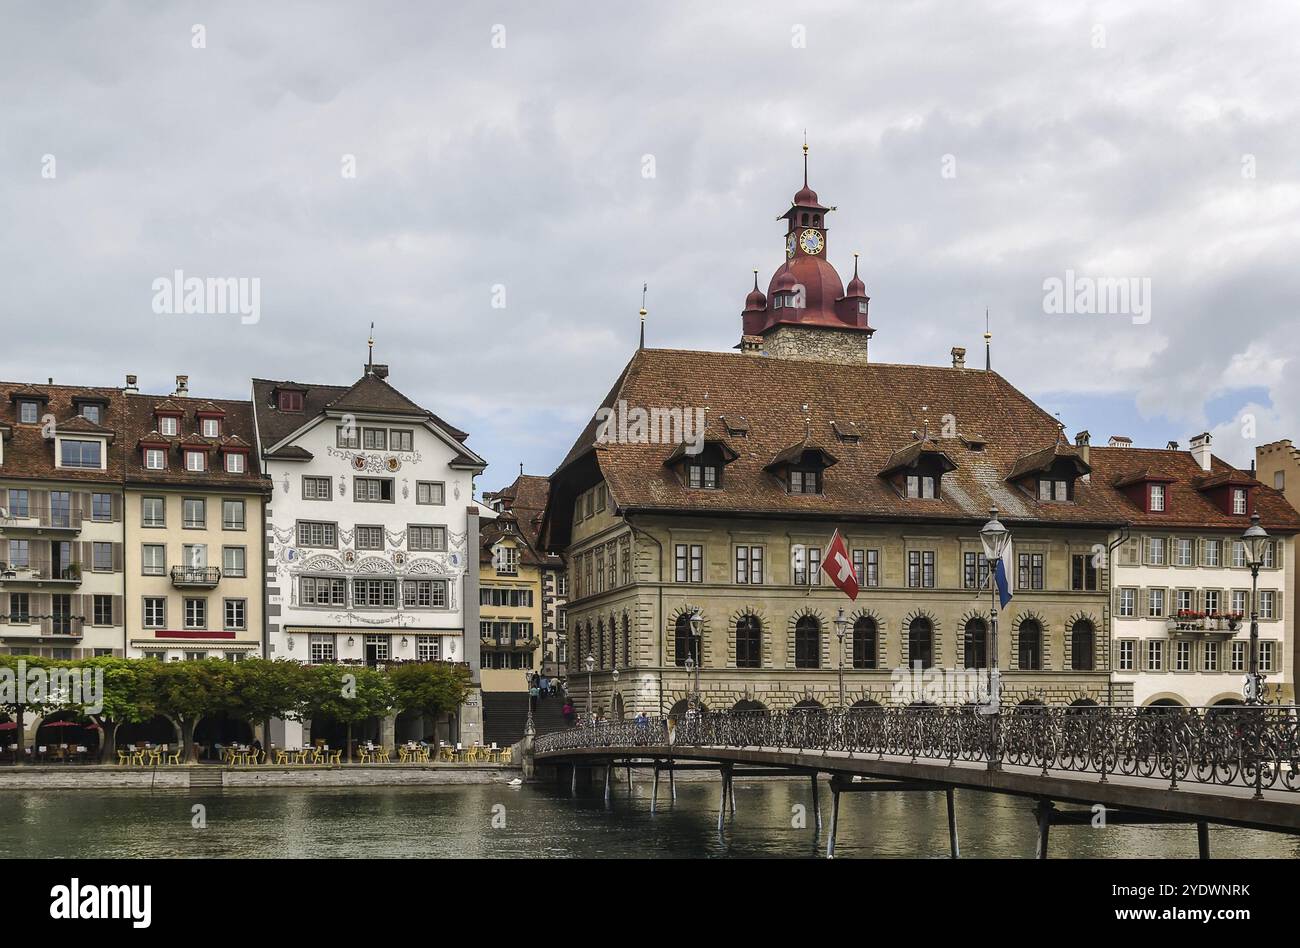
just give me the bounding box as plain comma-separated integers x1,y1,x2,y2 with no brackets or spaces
819,529,859,601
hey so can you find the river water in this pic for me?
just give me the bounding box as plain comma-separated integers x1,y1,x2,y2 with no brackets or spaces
1,779,1295,858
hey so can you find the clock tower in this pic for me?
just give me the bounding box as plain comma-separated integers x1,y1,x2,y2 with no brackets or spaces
739,146,875,365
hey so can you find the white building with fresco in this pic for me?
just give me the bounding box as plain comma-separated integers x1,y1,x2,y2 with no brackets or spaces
251,361,487,747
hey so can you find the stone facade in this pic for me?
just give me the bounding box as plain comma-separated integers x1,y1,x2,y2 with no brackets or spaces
760,325,871,367
563,507,1118,717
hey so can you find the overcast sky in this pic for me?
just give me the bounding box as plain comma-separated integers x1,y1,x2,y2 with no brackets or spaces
3,1,1298,495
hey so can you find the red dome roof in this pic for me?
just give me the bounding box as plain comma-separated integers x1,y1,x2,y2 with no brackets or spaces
766,255,845,321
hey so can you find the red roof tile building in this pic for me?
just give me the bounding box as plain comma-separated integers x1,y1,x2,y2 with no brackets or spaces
542,160,1299,715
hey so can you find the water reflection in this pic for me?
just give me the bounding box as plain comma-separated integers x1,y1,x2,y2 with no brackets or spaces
0,779,1295,859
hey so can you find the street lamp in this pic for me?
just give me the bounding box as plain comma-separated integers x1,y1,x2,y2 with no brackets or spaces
688,608,703,713
834,607,849,709
585,654,595,722
979,507,1011,769
1241,513,1270,705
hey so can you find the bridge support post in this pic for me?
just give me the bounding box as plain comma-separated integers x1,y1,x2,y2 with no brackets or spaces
669,759,676,802
826,784,841,859
1034,799,1054,859
570,764,577,797
627,762,633,795
729,768,737,814
718,764,730,831
811,774,822,830
603,762,612,805
651,765,660,812
946,787,960,859
1197,821,1210,859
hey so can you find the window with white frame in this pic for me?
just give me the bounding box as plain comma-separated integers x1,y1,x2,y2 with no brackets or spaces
301,576,346,607
142,496,165,527
1231,641,1246,672
224,452,245,473
1232,488,1247,514
18,400,39,424
297,521,336,548
1203,589,1220,615
1232,541,1247,568
1174,538,1193,566
354,477,394,502
1203,539,1220,567
224,599,246,630
1148,587,1165,618
416,481,445,505
303,476,332,500
409,525,446,551
1262,541,1275,569
355,525,384,551
416,635,439,661
337,425,360,449
1176,589,1194,613
1147,537,1166,565
1146,640,1164,671
222,546,246,578
1150,484,1165,511
1203,641,1219,672
1259,590,1275,619
1118,640,1134,671
222,499,245,530
202,417,220,438
183,498,205,528
674,544,703,583
1119,587,1137,617
1175,640,1191,671
184,598,206,630
309,633,335,663
185,450,206,472
390,429,413,452
353,579,397,607
1231,590,1246,615
1260,641,1275,672
142,544,166,575
143,597,166,628
735,545,764,584
159,415,178,436
145,448,166,470
361,428,387,450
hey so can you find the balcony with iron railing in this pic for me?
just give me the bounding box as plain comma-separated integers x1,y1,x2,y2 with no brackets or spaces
0,506,84,534
0,559,83,586
170,565,222,588
481,634,540,651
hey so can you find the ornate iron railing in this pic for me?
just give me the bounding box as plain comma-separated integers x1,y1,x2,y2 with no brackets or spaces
534,706,1300,794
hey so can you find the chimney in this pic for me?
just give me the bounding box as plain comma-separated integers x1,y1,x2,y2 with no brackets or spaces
1108,435,1132,448
174,374,189,397
1074,430,1090,467
950,346,966,369
1190,431,1212,471
125,374,139,393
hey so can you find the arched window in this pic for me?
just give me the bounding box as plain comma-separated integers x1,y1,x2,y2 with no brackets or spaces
1071,619,1095,671
736,615,762,668
963,617,988,669
673,614,699,667
596,620,605,668
908,617,934,670
1018,619,1042,670
622,614,631,667
794,616,820,669
851,617,877,669
609,615,618,670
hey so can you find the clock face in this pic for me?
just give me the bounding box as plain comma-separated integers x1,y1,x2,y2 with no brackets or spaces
799,229,824,255
785,233,796,259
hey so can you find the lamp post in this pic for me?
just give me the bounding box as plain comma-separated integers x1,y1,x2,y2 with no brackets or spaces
979,507,1011,768
688,608,703,713
1241,513,1270,706
585,654,595,723
834,607,849,709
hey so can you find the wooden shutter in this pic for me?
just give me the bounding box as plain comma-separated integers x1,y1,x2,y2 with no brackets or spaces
79,594,92,625
112,595,123,627
110,492,123,522
0,592,7,624
112,542,124,572
1275,589,1285,620
79,492,93,521
1139,588,1149,617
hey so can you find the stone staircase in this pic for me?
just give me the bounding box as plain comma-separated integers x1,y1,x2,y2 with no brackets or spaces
188,768,224,791
482,691,570,747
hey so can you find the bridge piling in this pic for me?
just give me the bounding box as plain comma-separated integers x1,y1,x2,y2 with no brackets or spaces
826,785,841,859
1197,821,1210,859
603,763,612,805
811,774,822,829
650,765,659,812
946,787,960,858
1034,799,1055,859
570,764,577,797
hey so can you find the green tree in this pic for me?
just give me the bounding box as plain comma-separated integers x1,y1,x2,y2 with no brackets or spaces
82,657,161,762
387,661,472,724
151,659,237,762
301,664,395,762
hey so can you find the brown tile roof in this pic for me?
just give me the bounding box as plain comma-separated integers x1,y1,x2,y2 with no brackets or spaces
1088,445,1300,531
479,509,548,568
121,392,271,492
55,413,116,438
1007,441,1088,481
0,381,125,484
485,473,562,567
251,374,476,460
543,348,1300,543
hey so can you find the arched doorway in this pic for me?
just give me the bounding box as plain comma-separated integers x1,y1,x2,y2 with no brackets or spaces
733,698,766,712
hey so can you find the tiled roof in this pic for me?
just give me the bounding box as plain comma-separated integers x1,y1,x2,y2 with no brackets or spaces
1089,445,1299,531
56,413,116,437
251,374,476,460
122,392,270,491
485,474,562,567
544,349,1300,541
0,381,125,483
1007,441,1088,481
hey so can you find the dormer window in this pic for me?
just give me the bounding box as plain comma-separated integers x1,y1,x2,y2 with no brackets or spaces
1232,487,1247,514
225,452,245,474
18,401,39,424
159,416,178,437
687,463,719,489
857,301,868,314
278,390,303,412
906,474,939,499
1150,484,1166,512
145,449,166,470
202,417,220,438
185,450,206,472
1038,478,1072,501
59,439,102,469
789,469,821,494
80,404,101,424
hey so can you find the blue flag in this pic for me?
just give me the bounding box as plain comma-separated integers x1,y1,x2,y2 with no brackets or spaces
993,541,1014,609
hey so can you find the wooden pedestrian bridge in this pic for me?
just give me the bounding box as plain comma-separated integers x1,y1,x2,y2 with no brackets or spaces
532,705,1300,857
